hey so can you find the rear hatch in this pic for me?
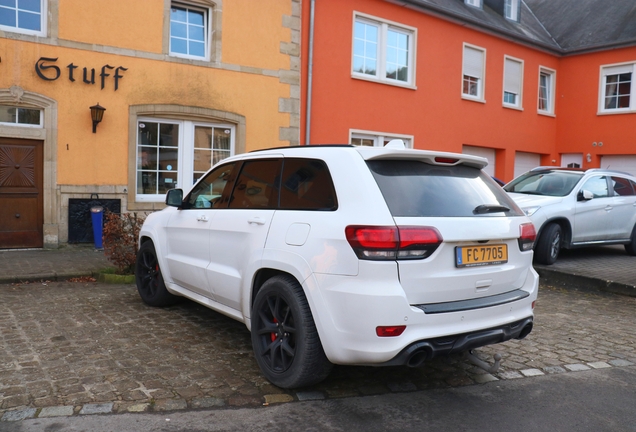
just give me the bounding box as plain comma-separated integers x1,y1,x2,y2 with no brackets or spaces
365,158,533,306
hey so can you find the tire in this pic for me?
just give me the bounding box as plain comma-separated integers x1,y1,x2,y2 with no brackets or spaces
135,241,178,307
625,225,636,256
251,275,332,389
534,223,562,265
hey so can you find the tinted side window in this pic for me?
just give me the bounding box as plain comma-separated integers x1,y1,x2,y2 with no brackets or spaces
228,159,282,209
279,158,337,211
185,162,236,209
368,160,523,217
611,176,635,196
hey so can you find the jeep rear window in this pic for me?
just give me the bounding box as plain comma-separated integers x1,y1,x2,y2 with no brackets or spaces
367,160,524,217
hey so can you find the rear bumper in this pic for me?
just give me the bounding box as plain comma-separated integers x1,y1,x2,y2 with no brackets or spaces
380,316,533,367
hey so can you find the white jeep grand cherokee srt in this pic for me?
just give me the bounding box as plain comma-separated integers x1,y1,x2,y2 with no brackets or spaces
136,142,538,388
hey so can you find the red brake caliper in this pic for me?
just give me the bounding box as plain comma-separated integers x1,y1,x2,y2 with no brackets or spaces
270,317,278,342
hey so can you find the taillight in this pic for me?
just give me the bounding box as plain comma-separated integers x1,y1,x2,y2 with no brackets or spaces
518,223,536,251
345,226,442,260
376,325,406,337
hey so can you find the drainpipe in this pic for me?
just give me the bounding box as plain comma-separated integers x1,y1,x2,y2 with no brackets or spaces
304,0,316,146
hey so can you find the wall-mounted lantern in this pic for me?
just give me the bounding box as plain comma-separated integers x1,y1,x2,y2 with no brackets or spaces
90,103,106,133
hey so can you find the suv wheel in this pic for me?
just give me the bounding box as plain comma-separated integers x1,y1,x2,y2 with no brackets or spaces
251,275,332,389
135,241,179,307
625,225,636,256
535,223,562,265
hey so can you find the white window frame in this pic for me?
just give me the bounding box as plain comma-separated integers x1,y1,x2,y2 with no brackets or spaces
0,105,43,128
462,43,486,102
503,56,523,110
0,0,46,36
465,0,482,8
349,130,414,148
599,62,636,114
352,12,417,89
538,66,556,115
504,0,519,22
169,1,212,61
136,117,235,202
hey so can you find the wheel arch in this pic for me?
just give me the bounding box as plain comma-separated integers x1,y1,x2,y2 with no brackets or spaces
536,217,573,248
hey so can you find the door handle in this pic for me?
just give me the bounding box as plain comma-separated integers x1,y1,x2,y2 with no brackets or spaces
248,217,266,225
197,215,209,222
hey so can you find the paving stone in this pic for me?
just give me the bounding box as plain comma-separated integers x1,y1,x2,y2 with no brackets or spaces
263,394,294,404
565,364,591,372
520,369,545,377
38,405,74,417
588,362,612,369
190,397,226,408
296,391,326,401
79,403,114,415
1,408,37,422
543,366,567,374
608,359,634,367
153,399,188,412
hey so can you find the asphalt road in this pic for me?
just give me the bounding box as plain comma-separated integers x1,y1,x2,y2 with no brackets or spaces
4,366,635,432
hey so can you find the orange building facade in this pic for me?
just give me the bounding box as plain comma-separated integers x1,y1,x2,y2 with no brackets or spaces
0,0,300,249
301,0,636,182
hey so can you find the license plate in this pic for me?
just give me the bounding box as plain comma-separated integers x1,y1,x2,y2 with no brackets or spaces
456,244,508,268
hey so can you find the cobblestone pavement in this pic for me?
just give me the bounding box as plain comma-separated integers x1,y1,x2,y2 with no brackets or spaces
1,280,634,422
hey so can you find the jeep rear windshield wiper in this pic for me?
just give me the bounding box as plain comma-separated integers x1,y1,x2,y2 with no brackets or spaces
473,204,510,214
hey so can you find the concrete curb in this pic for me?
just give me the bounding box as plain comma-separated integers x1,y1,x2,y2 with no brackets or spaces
535,267,636,298
0,271,100,285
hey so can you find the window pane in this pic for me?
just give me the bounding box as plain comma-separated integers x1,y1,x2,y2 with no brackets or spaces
0,106,16,122
189,23,204,41
189,41,205,57
582,176,609,198
138,146,157,170
604,73,631,110
158,147,178,171
186,163,236,209
138,122,158,145
171,37,187,54
353,21,378,77
188,8,204,26
159,123,178,147
17,10,39,30
17,108,40,124
195,126,212,149
158,171,178,194
138,171,157,195
170,21,186,38
611,177,635,196
229,159,282,209
0,6,16,26
0,0,16,7
214,128,231,151
18,0,39,12
280,158,338,210
171,7,187,22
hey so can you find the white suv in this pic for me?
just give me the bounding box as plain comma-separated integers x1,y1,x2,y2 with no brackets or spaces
136,143,538,388
504,168,636,265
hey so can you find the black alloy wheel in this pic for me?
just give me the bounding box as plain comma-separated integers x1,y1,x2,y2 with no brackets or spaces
135,241,178,307
251,275,332,388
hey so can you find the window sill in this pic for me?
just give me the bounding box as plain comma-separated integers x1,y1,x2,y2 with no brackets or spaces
538,110,556,118
503,103,523,111
351,74,417,90
461,95,486,104
597,109,636,116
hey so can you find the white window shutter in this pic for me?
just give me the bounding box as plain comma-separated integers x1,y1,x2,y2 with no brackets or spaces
504,58,522,95
463,47,484,79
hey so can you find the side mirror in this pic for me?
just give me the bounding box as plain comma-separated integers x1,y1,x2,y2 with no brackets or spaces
165,189,184,207
577,189,593,201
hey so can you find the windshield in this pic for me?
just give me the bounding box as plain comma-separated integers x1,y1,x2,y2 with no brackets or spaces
504,171,583,197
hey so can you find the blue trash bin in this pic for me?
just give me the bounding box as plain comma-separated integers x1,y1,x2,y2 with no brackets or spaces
90,206,104,249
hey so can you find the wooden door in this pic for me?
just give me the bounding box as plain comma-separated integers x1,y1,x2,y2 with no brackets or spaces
0,138,44,248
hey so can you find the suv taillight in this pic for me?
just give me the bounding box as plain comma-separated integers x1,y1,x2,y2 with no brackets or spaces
518,223,536,251
345,226,442,260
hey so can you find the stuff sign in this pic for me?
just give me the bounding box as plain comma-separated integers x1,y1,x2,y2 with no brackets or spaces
35,57,128,90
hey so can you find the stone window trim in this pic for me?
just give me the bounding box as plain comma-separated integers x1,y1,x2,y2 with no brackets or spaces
163,0,222,64
127,104,245,212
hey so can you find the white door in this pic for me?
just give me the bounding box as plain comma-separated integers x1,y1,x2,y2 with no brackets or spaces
573,175,614,242
601,155,636,176
207,158,281,311
561,153,583,168
514,152,541,178
463,145,496,177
